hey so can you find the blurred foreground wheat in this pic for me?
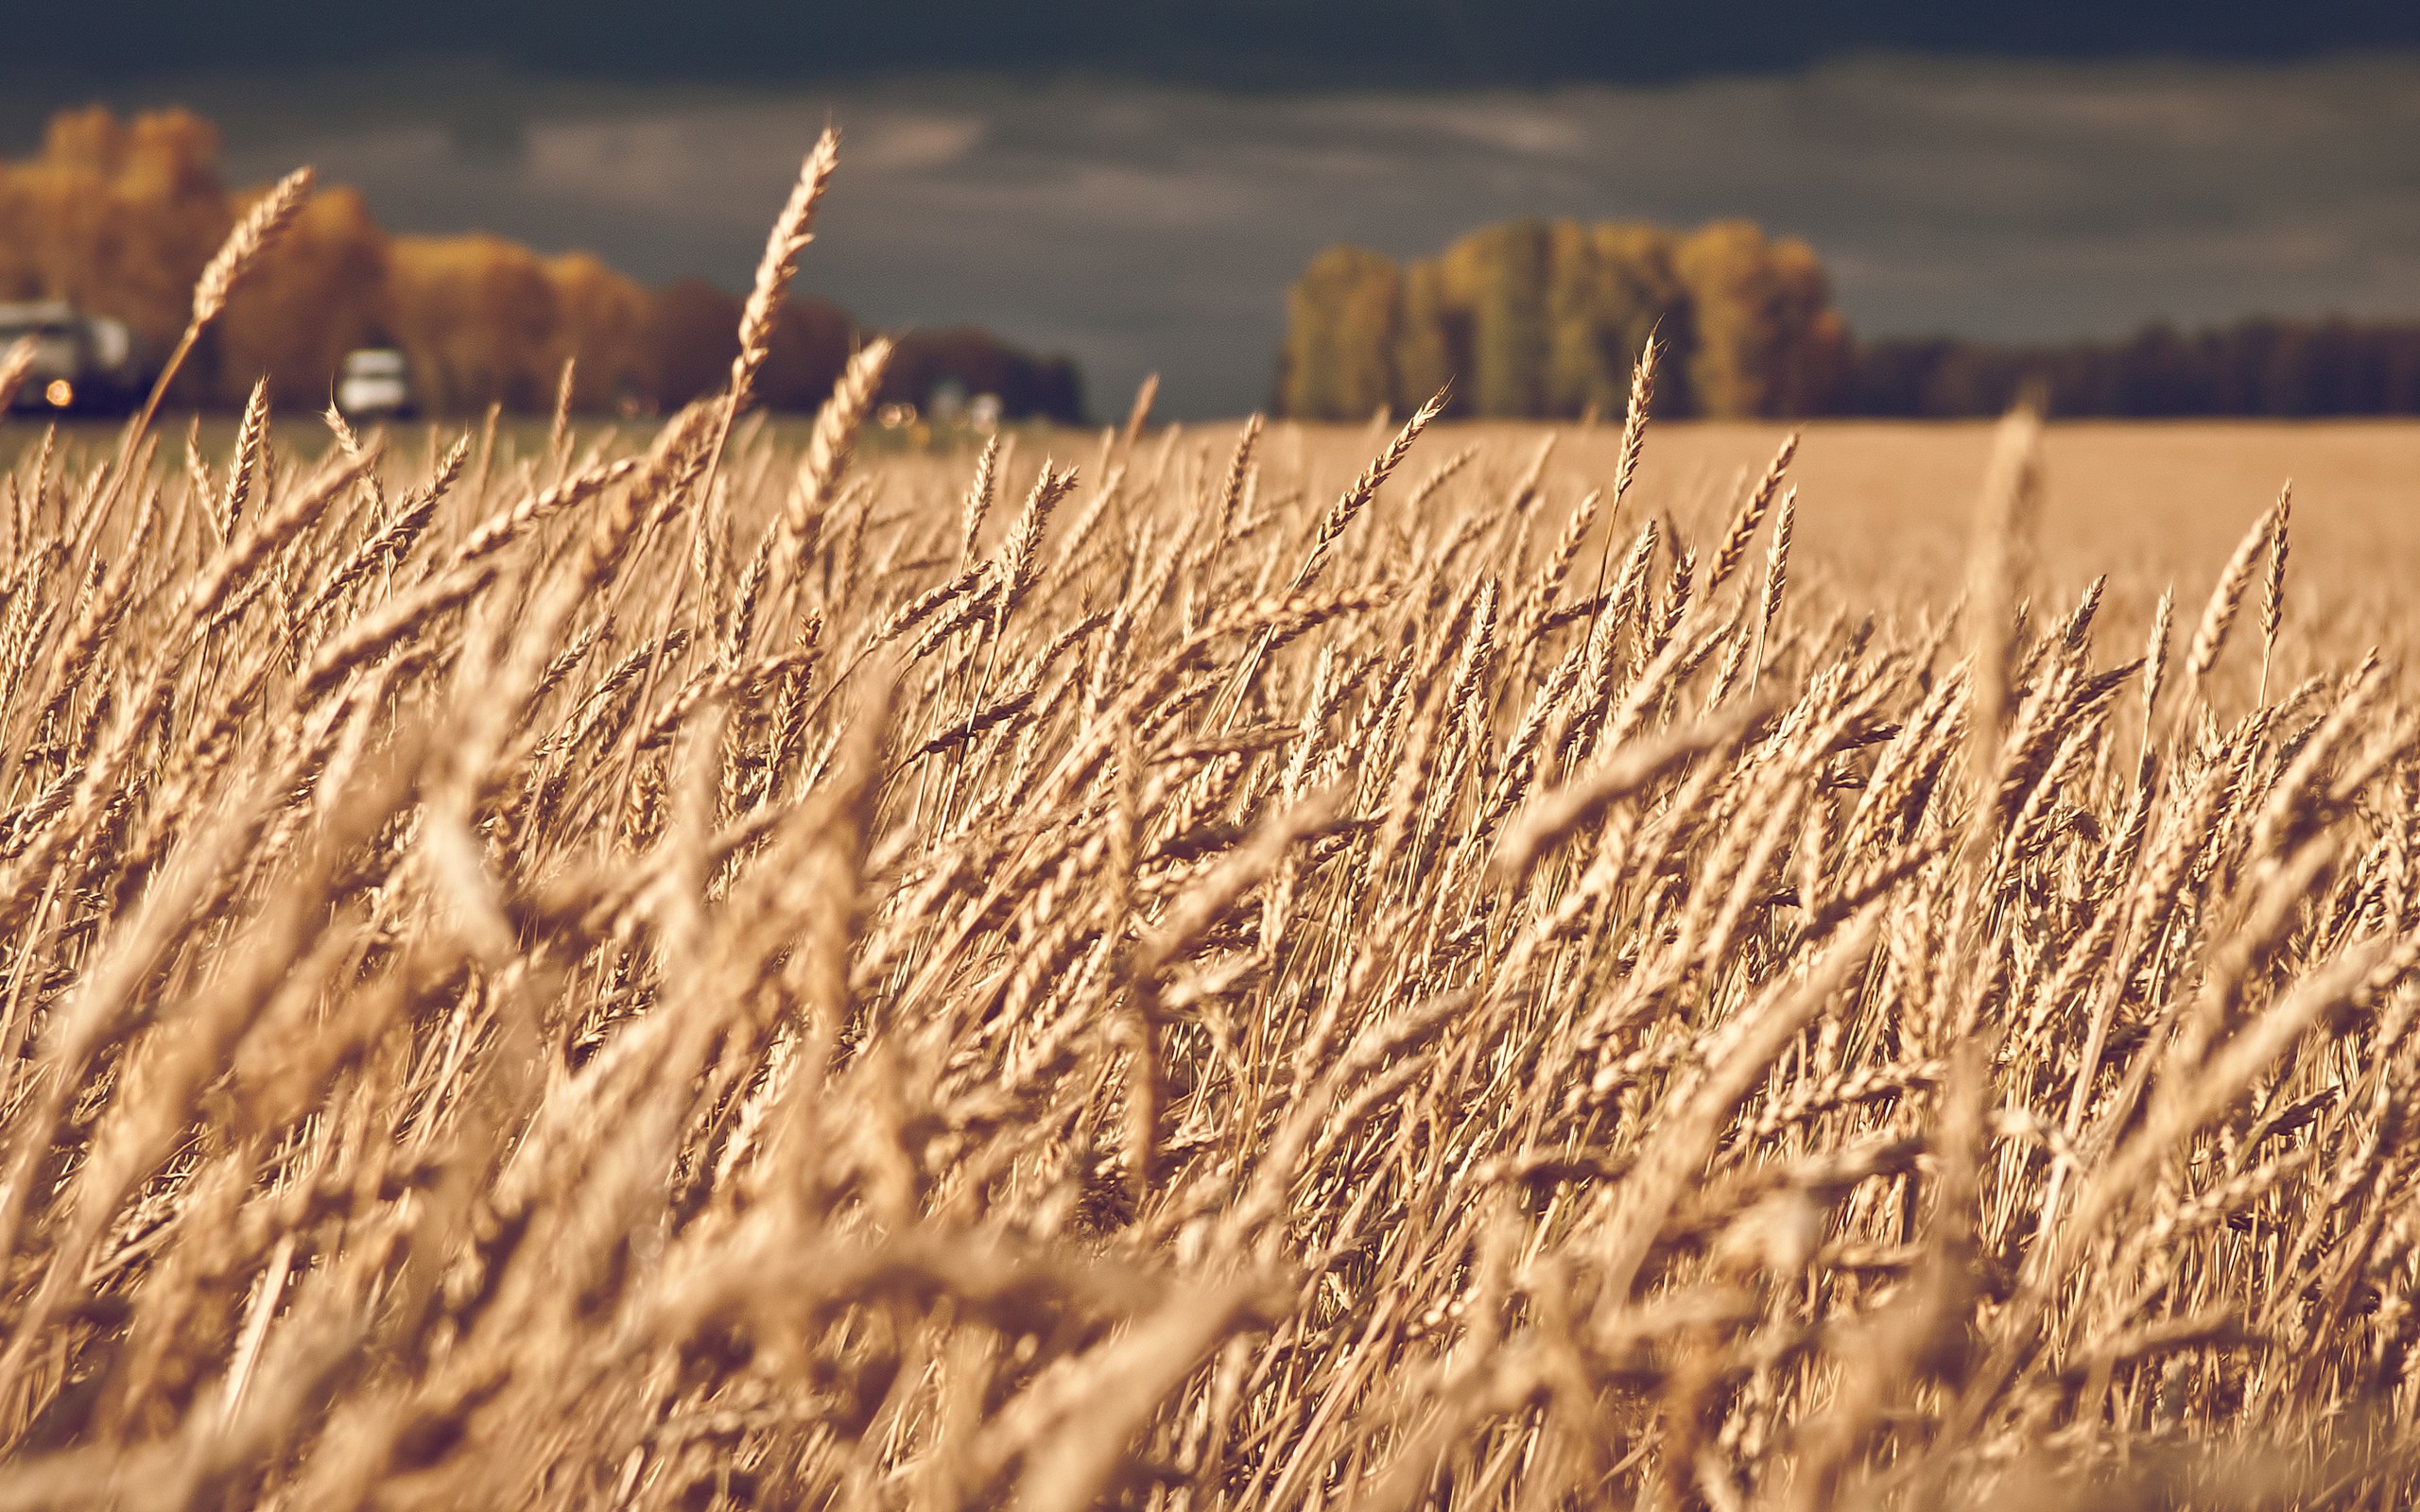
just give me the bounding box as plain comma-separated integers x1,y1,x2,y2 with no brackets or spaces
1,140,2418,1512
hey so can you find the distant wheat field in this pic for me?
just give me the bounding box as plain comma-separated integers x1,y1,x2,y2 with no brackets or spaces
1273,417,2420,607
19,412,2418,625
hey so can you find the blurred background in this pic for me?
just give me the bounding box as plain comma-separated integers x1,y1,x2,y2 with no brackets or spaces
5,2,2419,421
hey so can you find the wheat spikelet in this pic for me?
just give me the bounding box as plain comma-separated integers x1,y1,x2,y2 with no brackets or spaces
730,130,841,411
959,433,1003,566
1405,442,1478,514
1750,487,1795,689
1288,387,1445,596
300,563,497,699
2060,572,2107,653
1605,517,1662,632
221,378,271,535
993,463,1082,617
2260,485,2292,703
1503,433,1555,513
193,166,314,327
1212,412,1264,546
2142,587,2174,730
1962,401,2042,768
785,336,893,558
1578,348,1655,648
301,432,473,624
1703,432,1797,600
1529,486,1601,616
2187,493,2283,689
545,356,579,472
453,455,640,569
1606,332,1658,524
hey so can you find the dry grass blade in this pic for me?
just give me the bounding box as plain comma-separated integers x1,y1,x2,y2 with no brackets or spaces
1123,370,1161,448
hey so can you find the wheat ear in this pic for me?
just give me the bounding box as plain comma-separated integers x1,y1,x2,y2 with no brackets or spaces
731,129,841,415
1750,487,1795,691
2187,495,2282,691
786,337,895,569
103,164,314,530
2259,485,2291,705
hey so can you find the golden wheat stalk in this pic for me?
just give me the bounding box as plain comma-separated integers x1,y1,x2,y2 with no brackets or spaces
1585,337,1660,619
784,336,894,571
2186,491,2284,696
109,165,315,501
2259,484,2291,705
1750,486,1795,690
731,129,841,414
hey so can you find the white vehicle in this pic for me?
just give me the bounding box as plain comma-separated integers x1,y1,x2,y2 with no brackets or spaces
0,301,143,414
337,349,413,421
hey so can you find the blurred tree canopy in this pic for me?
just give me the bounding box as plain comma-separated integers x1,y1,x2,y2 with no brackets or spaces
0,107,1087,420
1849,320,2420,419
0,107,233,403
1283,216,2420,421
1280,217,1848,420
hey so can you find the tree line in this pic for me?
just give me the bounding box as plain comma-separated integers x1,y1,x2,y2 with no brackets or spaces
1283,218,2420,421
0,107,1084,420
1279,218,1850,421
1850,320,2420,418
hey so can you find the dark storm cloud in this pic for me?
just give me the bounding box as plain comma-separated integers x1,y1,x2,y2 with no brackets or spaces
9,1,2420,84
12,56,2420,417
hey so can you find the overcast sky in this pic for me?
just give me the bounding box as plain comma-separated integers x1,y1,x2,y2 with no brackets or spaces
9,54,2420,418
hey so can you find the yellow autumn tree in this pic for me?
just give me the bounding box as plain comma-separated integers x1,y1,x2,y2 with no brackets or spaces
387,234,560,414
0,105,1085,417
1674,219,1848,419
1284,215,1849,421
754,295,856,413
0,108,233,399
1542,221,1685,419
1281,245,1400,421
544,252,657,413
1391,259,1457,416
1761,235,1853,418
214,184,392,407
1437,220,1551,419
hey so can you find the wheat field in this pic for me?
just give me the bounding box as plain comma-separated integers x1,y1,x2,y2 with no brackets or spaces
2,140,2419,1512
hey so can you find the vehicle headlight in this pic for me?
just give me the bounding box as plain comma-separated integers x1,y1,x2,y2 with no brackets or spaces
43,379,72,408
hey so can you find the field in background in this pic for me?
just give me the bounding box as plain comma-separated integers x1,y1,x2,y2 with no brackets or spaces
20,413,2418,618
1277,417,2420,603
